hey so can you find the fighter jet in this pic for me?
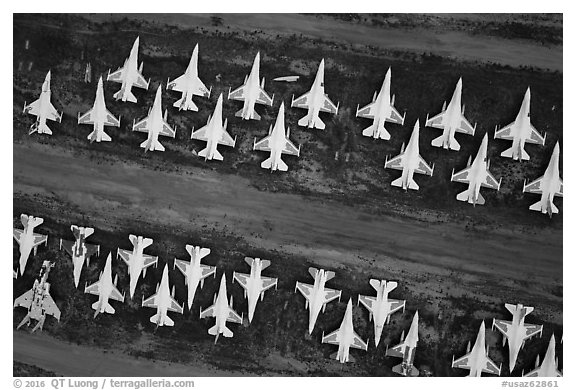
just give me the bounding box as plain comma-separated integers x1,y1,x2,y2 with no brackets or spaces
14,261,61,332
166,43,211,111
322,299,368,363
523,142,563,217
295,267,342,335
451,321,501,377
117,235,159,299
233,257,278,323
191,94,236,161
451,133,501,205
84,252,125,318
59,225,100,288
291,59,339,130
13,214,48,276
107,36,150,103
200,273,244,343
142,264,183,327
228,52,274,120
523,334,562,377
356,67,405,140
494,88,546,161
384,120,434,191
253,102,300,171
174,245,216,310
492,303,543,373
386,311,420,377
358,279,406,347
22,71,62,135
78,76,121,143
425,77,476,151
132,85,176,152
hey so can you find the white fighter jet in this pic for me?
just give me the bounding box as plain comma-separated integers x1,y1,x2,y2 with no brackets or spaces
356,67,405,140
233,257,278,323
291,59,339,130
358,279,406,347
523,142,563,217
253,102,300,171
107,36,150,103
384,120,434,191
132,85,176,152
200,273,244,343
117,235,159,299
22,71,62,135
492,303,543,373
523,334,562,377
191,94,236,161
166,43,211,111
322,298,368,363
451,133,501,205
295,267,342,335
13,214,48,276
59,225,100,288
142,264,183,327
425,77,476,151
451,321,501,377
84,252,125,318
494,87,546,161
386,311,420,377
78,76,121,143
14,261,61,332
228,52,274,120
174,245,216,310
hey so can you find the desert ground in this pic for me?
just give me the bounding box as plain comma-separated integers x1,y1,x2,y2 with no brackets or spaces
13,13,562,377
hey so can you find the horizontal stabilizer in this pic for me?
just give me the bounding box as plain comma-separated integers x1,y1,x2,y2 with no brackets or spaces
298,113,311,127
105,303,115,314
208,324,219,335
391,177,405,188
408,179,419,190
223,327,233,338
313,115,325,130
261,157,273,169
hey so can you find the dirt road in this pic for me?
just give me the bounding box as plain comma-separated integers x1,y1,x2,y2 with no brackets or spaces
13,331,232,376
82,13,562,71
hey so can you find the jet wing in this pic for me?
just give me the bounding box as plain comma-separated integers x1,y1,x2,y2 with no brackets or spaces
84,280,101,296
14,289,34,309
558,180,563,197
356,101,376,119
23,99,41,116
199,304,215,319
200,265,216,279
323,287,341,305
160,119,176,138
525,124,545,145
32,233,48,248
425,111,446,129
228,84,246,101
384,153,405,171
482,170,500,190
256,88,273,106
46,102,62,122
351,331,368,350
219,129,236,147
194,79,211,97
522,324,543,340
133,117,150,133
389,299,406,315
227,308,243,324
168,297,184,314
414,156,434,176
322,329,340,345
493,319,513,339
133,71,149,90
117,248,132,265
109,285,124,302
291,92,310,109
142,254,158,269
524,367,562,377
233,272,250,291
13,228,24,244
494,122,515,141
388,106,405,125
107,66,126,84
386,340,406,358
451,166,472,184
524,176,543,194
319,95,338,114
142,293,158,309
261,276,278,292
295,282,313,302
86,243,100,258
78,108,95,125
253,135,272,152
43,295,61,321
282,139,300,156
166,74,186,93
483,357,501,376
104,109,121,127
451,352,471,370
191,124,209,141
358,295,376,313
456,115,476,135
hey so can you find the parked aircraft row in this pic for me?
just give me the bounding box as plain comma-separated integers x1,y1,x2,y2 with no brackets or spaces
20,36,562,215
13,214,562,376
